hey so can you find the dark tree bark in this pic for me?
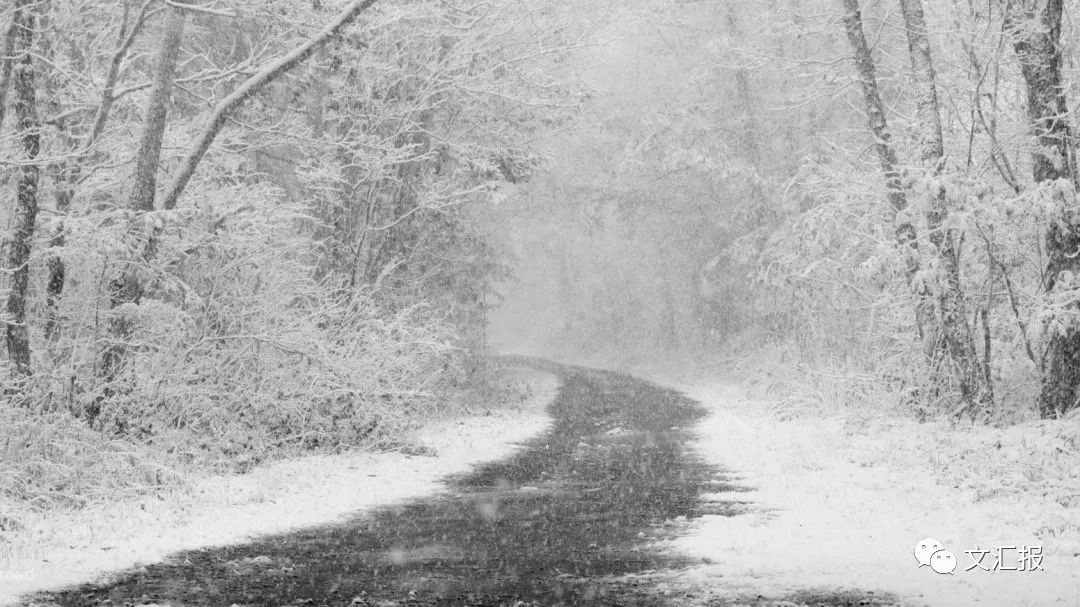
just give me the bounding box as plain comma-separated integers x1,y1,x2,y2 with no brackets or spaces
1007,0,1074,185
899,0,993,415
128,4,185,212
4,0,40,378
1005,0,1080,417
839,0,910,228
0,17,19,135
839,0,933,337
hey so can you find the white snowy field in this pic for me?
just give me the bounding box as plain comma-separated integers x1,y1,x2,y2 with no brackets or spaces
660,379,1080,607
0,367,559,606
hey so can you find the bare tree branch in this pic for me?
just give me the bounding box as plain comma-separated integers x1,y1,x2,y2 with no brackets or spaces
161,0,379,210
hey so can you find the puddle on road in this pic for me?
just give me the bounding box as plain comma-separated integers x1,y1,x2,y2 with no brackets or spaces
22,362,889,607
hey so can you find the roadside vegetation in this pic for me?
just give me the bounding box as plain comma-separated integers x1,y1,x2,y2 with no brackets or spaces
0,0,589,543
0,364,558,602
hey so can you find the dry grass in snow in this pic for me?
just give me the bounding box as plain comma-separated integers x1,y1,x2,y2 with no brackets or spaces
0,366,559,606
655,378,1080,607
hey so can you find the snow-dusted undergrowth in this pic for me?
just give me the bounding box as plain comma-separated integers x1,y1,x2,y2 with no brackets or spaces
0,368,559,606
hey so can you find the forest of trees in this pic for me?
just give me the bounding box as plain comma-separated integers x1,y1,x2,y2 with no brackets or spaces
0,0,588,486
497,0,1080,425
4,0,1080,512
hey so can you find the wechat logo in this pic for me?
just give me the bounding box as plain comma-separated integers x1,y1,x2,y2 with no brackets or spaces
914,537,956,574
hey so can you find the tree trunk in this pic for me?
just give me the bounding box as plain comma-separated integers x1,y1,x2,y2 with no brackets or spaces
0,17,19,135
898,0,992,415
839,0,932,337
127,5,185,212
100,5,185,389
5,0,40,378
839,0,910,229
1007,0,1074,185
1005,0,1080,417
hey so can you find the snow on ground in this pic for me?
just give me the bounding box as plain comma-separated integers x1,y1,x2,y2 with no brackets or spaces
659,379,1080,607
0,367,559,606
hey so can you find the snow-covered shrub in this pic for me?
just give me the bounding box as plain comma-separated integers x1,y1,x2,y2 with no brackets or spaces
33,182,458,471
0,402,184,515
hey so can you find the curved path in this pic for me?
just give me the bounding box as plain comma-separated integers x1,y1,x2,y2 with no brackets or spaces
23,360,888,606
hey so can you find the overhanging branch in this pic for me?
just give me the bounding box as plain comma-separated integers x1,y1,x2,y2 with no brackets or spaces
160,0,379,210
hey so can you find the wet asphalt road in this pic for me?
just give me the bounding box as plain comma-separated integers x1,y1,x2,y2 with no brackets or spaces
21,360,894,607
